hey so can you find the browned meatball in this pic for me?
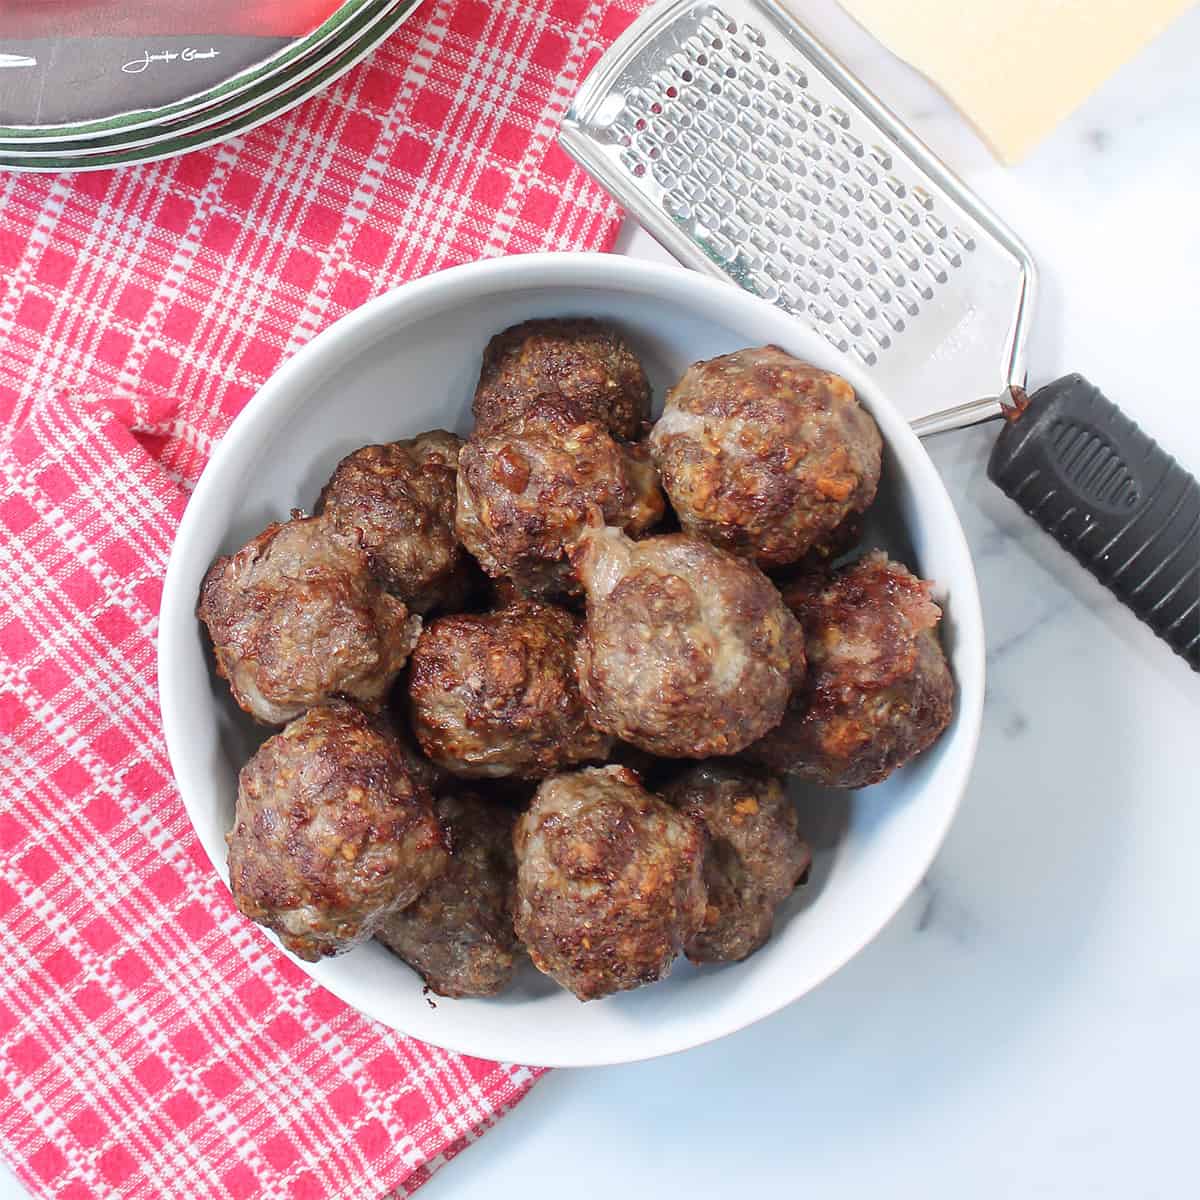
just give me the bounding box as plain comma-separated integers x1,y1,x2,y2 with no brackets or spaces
482,573,532,610
383,710,451,796
571,526,806,758
793,511,864,573
513,766,707,1000
228,704,449,961
456,397,664,600
606,740,677,788
318,431,468,614
376,792,520,998
649,346,882,568
407,601,612,779
197,514,421,725
663,763,811,963
747,551,955,787
473,318,651,441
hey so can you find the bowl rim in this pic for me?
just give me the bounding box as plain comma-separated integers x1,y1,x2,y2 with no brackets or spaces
158,250,986,1066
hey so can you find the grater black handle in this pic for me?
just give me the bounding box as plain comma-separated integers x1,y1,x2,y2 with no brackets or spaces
987,375,1199,671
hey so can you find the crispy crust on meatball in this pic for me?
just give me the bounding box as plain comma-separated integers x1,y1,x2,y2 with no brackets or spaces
197,514,421,725
407,601,612,779
456,397,664,600
662,763,810,963
571,527,806,758
789,511,864,575
472,318,651,441
228,704,449,961
747,551,955,787
512,766,707,1000
376,792,520,998
649,346,882,567
318,431,467,615
381,710,451,796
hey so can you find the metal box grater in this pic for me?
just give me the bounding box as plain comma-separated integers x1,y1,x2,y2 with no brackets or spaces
560,0,1039,434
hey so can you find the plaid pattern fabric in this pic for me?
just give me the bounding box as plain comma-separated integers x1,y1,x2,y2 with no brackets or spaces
0,0,633,483
0,397,543,1200
0,0,640,1196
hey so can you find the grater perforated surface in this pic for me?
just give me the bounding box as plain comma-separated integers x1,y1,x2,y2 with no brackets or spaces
561,0,1038,433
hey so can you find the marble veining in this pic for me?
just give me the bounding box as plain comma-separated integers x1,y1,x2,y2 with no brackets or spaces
913,873,975,945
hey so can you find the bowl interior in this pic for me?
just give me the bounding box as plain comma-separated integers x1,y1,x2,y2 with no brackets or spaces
159,255,983,1067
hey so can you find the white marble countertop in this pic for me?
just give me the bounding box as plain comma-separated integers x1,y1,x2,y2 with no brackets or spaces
4,3,1197,1198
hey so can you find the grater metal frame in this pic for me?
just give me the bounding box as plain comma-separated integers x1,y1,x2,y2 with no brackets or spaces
560,0,1040,435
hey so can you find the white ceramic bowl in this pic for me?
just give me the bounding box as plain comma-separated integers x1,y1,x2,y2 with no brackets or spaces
159,252,984,1067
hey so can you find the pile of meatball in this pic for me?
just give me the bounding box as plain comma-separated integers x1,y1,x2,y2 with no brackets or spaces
198,319,955,1002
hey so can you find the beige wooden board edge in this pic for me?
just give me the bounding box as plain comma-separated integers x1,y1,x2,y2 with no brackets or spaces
835,0,1194,162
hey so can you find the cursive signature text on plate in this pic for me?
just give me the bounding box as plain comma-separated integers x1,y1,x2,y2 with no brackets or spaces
122,47,222,76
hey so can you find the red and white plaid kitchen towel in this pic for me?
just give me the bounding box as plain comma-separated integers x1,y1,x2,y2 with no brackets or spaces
0,1,640,1197
0,0,635,475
